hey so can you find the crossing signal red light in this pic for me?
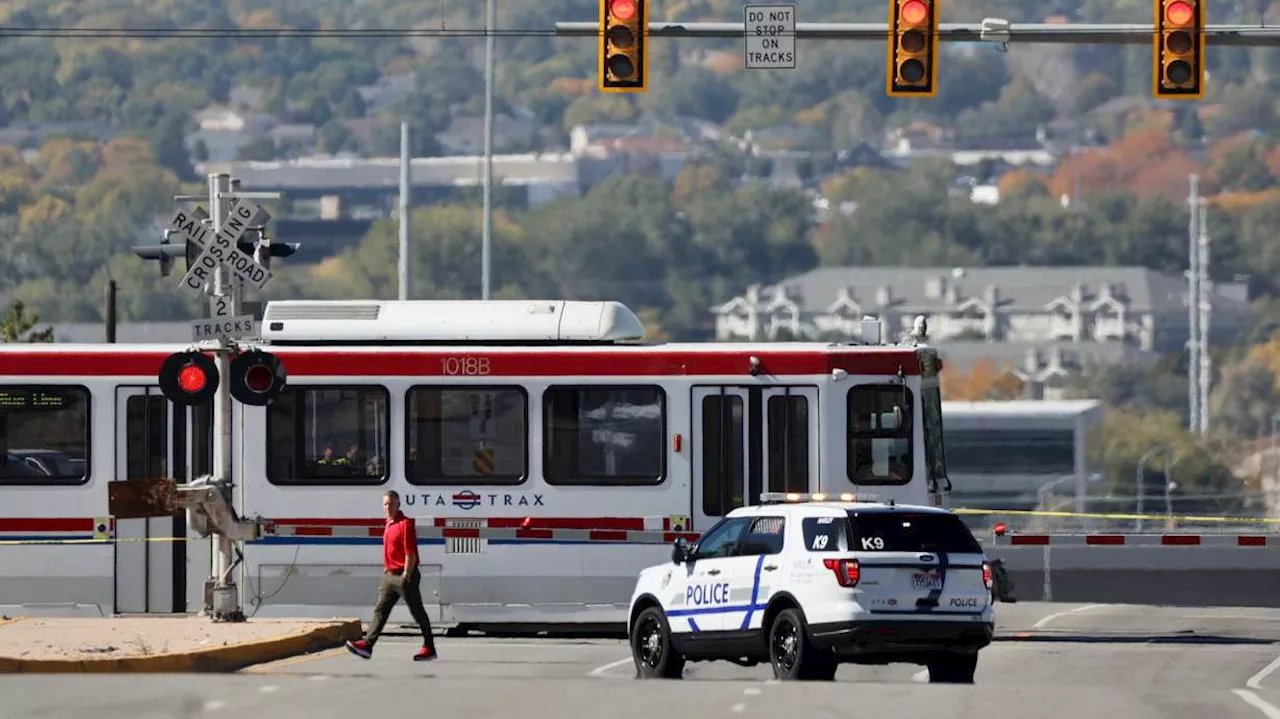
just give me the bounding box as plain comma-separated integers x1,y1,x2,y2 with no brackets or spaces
599,0,646,92
1154,0,1203,98
887,0,939,97
229,350,287,406
159,351,219,406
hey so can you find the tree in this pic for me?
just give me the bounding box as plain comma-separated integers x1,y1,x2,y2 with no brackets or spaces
0,300,54,343
939,358,1024,401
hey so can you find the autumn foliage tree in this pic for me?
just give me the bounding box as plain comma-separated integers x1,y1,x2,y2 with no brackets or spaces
940,358,1025,401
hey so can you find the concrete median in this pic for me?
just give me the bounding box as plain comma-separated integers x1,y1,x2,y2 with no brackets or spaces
0,616,363,673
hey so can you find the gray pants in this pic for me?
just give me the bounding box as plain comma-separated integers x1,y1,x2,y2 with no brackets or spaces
364,568,436,650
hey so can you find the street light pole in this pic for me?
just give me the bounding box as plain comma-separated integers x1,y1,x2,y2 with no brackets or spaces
480,0,495,300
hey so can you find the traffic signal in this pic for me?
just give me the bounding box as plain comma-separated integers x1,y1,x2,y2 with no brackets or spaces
133,231,300,277
228,349,287,406
886,0,939,97
1154,0,1204,98
599,0,647,92
132,230,202,278
158,351,219,406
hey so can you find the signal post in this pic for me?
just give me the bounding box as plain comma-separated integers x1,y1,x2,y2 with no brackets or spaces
134,172,292,622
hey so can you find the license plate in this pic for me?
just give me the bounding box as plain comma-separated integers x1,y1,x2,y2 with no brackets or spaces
911,571,942,591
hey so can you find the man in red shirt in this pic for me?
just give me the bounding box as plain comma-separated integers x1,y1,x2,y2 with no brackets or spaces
345,490,438,661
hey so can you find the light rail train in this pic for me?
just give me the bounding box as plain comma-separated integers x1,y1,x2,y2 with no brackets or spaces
0,299,950,629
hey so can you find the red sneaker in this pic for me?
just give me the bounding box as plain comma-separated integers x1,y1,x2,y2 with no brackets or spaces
413,646,438,662
345,639,372,659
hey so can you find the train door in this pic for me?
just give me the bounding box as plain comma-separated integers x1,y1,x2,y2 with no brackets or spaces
690,385,819,531
691,387,750,531
113,387,186,614
761,386,819,496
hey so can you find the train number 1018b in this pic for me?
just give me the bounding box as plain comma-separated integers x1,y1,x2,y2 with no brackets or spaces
441,356,491,375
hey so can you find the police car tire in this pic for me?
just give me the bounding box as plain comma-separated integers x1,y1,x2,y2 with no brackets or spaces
631,607,684,679
767,608,836,681
926,651,978,684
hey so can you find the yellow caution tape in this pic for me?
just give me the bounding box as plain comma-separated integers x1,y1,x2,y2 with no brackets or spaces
951,507,1280,526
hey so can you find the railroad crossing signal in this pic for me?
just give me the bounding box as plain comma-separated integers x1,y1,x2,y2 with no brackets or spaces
1154,0,1204,98
158,351,220,406
887,0,940,97
599,0,647,92
228,349,287,406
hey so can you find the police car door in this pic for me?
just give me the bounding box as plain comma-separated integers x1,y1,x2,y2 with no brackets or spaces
668,516,751,634
715,515,786,634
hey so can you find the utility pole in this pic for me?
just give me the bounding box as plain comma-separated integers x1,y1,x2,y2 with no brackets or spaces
104,277,116,344
1187,174,1200,434
399,121,411,301
1198,196,1211,434
481,0,495,300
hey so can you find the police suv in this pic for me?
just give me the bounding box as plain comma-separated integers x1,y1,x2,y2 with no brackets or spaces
627,493,994,682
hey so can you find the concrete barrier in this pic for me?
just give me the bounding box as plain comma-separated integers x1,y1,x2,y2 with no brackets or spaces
986,542,1280,608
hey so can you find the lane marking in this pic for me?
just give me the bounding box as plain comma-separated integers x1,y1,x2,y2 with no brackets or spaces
306,674,330,681
588,656,633,677
203,700,226,711
1232,689,1280,719
258,685,279,693
1031,603,1106,629
744,688,761,695
731,703,746,713
1248,655,1280,690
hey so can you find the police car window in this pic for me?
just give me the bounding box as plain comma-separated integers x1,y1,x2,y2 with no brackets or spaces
693,517,751,559
847,512,982,553
738,516,785,555
802,517,847,552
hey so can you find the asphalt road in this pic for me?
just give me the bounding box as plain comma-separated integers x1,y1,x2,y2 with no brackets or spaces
3,602,1280,719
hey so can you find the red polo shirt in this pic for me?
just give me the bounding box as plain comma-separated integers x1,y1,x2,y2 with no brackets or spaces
383,511,419,573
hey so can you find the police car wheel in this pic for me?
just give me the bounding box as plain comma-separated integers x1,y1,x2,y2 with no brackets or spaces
767,608,836,681
926,650,978,684
631,606,684,679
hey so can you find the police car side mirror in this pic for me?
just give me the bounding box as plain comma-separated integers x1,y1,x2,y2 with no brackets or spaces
672,538,692,564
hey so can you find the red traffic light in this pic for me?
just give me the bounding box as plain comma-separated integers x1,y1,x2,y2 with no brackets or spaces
159,351,219,406
1165,0,1193,25
610,0,637,21
900,0,928,25
229,349,287,406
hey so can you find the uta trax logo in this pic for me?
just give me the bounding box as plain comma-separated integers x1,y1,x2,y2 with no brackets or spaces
402,491,546,509
453,491,482,509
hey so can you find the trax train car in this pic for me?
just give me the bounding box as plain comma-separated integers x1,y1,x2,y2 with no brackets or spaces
0,299,950,628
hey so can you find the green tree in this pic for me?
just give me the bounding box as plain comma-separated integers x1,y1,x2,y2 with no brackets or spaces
0,300,54,343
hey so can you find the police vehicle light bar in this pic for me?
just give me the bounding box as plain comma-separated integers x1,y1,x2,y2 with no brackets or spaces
760,492,858,503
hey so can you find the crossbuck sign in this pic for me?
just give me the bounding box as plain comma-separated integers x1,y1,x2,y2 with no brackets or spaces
171,202,274,298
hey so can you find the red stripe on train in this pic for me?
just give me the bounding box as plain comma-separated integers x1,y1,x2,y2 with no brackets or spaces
273,517,651,530
0,518,95,532
0,349,923,378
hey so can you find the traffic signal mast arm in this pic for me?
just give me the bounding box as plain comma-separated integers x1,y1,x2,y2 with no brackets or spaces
556,20,1280,46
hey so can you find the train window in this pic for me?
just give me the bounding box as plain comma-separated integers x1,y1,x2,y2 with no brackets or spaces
405,386,527,486
266,386,390,485
543,385,665,486
701,394,745,517
0,386,90,485
846,384,914,486
767,394,808,494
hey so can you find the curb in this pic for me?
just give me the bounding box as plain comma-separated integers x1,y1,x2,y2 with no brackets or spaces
0,619,362,674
